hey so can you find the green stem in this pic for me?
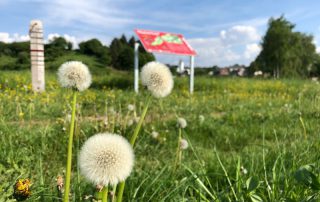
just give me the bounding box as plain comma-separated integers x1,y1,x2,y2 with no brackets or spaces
102,186,108,202
174,128,182,171
63,91,77,202
130,96,151,146
116,182,125,202
117,96,151,202
111,185,117,202
215,149,238,201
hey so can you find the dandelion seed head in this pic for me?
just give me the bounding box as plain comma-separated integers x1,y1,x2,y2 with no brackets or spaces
240,166,248,175
141,61,173,98
134,116,140,123
127,119,134,126
57,61,92,91
180,138,189,150
127,104,135,111
177,117,187,128
199,115,205,123
79,133,134,186
151,131,159,139
56,176,64,191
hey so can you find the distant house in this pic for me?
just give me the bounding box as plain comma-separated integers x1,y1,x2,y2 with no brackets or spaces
219,68,230,76
218,64,247,76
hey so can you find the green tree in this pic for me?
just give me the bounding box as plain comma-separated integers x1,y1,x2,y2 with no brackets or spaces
250,16,317,78
49,37,72,50
79,38,111,65
117,46,134,70
45,37,72,61
109,35,155,70
109,38,124,68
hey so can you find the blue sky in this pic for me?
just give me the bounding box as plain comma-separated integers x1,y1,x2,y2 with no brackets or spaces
1,0,320,67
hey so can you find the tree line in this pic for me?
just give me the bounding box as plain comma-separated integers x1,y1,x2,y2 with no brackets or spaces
0,34,155,71
249,16,320,78
2,16,320,78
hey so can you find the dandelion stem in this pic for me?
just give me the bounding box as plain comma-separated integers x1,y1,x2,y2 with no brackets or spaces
117,95,151,202
130,95,151,146
215,149,238,201
116,182,125,202
102,186,108,202
174,127,182,171
111,185,117,202
63,90,77,202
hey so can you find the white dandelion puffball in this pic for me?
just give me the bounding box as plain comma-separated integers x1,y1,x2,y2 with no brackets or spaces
57,61,92,91
79,133,134,186
151,131,159,139
199,115,205,123
177,117,187,128
127,104,135,111
180,138,189,150
141,61,174,98
127,119,134,126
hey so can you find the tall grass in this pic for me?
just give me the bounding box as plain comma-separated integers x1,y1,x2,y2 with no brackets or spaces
0,70,320,201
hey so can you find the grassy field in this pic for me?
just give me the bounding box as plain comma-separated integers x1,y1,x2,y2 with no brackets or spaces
0,68,320,201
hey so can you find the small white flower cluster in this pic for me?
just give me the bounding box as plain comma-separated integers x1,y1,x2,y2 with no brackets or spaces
141,61,174,98
79,133,134,186
57,61,92,91
177,117,187,129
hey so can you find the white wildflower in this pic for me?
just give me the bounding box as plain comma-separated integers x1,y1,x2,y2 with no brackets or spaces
151,131,159,139
134,116,140,123
179,138,189,150
103,118,108,126
79,133,134,186
140,61,174,98
66,114,71,122
177,117,187,128
57,61,92,91
199,115,205,123
127,119,134,126
127,104,135,111
108,107,116,115
240,166,248,175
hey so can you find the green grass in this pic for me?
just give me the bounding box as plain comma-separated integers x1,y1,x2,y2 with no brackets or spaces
0,69,320,201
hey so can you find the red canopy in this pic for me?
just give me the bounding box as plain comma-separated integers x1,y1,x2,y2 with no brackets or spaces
135,29,196,56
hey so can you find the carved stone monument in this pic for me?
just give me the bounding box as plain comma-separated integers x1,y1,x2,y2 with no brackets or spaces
29,20,45,92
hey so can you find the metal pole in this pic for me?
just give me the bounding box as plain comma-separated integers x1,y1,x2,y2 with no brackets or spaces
134,42,139,93
189,55,195,93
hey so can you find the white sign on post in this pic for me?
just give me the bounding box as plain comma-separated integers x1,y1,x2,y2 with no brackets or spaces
29,20,45,92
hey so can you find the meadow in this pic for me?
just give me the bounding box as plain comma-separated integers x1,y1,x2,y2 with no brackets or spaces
0,68,320,201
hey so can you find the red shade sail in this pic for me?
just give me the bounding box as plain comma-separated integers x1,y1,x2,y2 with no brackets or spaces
135,29,196,56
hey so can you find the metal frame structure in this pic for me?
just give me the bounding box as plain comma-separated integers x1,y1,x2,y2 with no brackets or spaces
134,43,195,94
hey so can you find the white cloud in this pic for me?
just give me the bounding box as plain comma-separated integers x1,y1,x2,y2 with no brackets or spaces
220,25,260,44
0,32,29,43
244,43,261,59
42,0,135,30
156,25,262,67
0,32,79,49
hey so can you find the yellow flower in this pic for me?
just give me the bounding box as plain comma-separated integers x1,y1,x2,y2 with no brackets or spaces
19,112,24,118
13,179,32,201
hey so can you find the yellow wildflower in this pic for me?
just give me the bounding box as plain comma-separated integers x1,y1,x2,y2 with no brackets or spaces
13,178,32,201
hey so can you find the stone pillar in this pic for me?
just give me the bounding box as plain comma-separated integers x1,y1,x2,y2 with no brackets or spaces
29,20,45,92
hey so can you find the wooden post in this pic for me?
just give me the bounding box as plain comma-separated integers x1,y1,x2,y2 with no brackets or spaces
29,20,45,92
